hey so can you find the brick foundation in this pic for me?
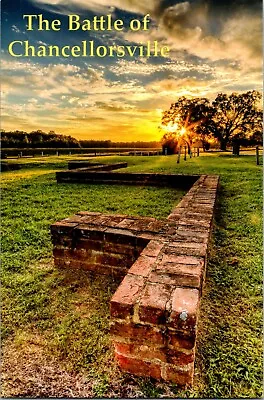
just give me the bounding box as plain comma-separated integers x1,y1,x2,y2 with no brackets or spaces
51,173,219,386
57,162,128,182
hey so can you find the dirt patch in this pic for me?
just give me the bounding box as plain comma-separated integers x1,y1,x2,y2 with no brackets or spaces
1,333,95,398
2,331,185,398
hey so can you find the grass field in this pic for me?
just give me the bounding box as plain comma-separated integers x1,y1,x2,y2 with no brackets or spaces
1,153,263,398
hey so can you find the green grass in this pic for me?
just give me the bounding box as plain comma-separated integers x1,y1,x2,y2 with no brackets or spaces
1,153,263,398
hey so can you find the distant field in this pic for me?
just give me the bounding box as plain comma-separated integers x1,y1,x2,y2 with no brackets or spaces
1,153,262,398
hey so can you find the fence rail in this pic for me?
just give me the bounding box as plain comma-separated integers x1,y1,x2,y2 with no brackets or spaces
0,147,162,158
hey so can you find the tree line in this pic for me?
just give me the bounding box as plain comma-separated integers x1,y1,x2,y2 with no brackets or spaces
0,130,160,149
0,130,80,148
160,91,263,155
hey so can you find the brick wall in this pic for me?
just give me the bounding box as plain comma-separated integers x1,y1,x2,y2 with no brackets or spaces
51,212,151,279
50,173,219,386
57,162,128,182
109,175,219,386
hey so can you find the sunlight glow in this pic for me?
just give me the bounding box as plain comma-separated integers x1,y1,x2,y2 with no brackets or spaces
162,118,187,138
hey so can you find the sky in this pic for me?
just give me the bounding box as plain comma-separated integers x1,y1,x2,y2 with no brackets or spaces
1,0,262,142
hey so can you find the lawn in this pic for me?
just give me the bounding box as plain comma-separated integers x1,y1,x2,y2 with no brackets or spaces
1,153,263,398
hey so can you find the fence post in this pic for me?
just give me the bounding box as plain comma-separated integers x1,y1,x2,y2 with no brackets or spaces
256,146,260,165
197,147,200,157
177,147,181,164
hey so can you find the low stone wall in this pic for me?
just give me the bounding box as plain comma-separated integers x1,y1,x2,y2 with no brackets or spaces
57,170,199,188
50,174,219,386
110,175,219,386
57,162,128,182
1,162,22,172
51,212,150,279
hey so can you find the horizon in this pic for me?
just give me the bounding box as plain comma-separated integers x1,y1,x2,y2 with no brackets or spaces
2,0,262,141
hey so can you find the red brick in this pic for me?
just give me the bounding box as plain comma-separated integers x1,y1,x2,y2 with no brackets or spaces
102,216,126,227
193,199,214,205
95,252,130,267
150,266,202,290
110,321,165,345
50,221,78,235
166,330,196,350
129,219,151,231
166,225,179,235
169,288,199,330
104,242,135,256
178,219,211,229
163,363,194,386
166,349,194,366
53,247,67,259
161,254,204,266
167,242,207,257
141,240,164,257
65,248,94,261
137,233,157,241
104,228,137,246
175,229,209,245
185,212,212,221
148,271,181,286
74,224,106,240
191,204,214,212
110,274,145,318
128,255,155,277
116,218,135,228
138,282,171,325
79,215,103,224
92,215,112,225
146,220,165,233
75,238,102,251
113,342,166,362
167,213,181,222
50,235,73,247
115,354,161,380
177,224,208,233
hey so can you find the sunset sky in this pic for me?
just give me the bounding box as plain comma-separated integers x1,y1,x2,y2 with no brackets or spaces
2,0,262,141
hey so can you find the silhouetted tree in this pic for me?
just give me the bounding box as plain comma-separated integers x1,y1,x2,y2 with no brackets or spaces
160,97,212,154
211,91,263,153
161,91,263,154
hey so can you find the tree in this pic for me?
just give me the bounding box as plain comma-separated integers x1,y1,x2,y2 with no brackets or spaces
0,130,81,148
160,96,212,154
211,91,263,152
161,133,179,154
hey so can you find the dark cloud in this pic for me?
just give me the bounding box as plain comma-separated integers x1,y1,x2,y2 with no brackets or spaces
155,0,262,38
